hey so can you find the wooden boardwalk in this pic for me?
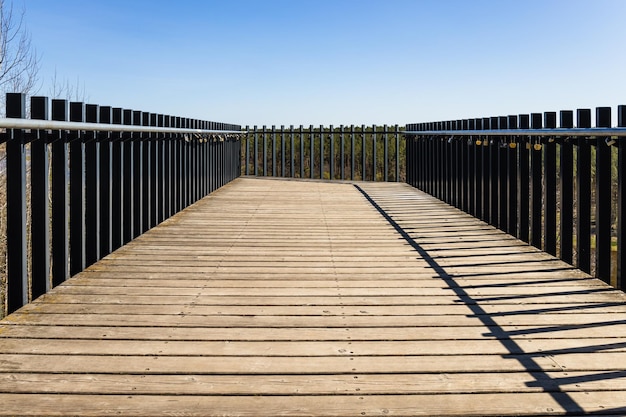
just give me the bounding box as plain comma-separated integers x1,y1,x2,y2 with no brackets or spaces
2,177,626,416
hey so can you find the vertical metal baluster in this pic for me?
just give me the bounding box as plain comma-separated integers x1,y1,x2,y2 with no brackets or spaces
373,125,377,182
164,116,172,218
320,124,324,179
253,126,258,176
362,125,366,181
507,115,518,237
134,113,145,235
351,125,355,181
99,106,112,258
281,125,285,177
340,125,345,180
530,113,543,249
396,125,401,182
559,110,574,265
84,104,100,266
544,112,557,256
489,117,499,227
618,105,626,290
481,118,490,223
466,120,475,215
70,102,86,275
150,117,159,227
497,117,508,232
384,125,389,182
244,125,249,176
6,93,27,312
52,99,70,285
271,125,276,177
577,109,592,273
111,107,124,250
262,125,267,177
30,96,51,299
299,125,304,178
310,125,314,179
596,107,612,283
330,125,334,180
473,119,481,218
122,109,134,244
290,126,295,178
518,115,530,243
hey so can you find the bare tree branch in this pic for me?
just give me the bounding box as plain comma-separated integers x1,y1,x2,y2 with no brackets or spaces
0,0,40,101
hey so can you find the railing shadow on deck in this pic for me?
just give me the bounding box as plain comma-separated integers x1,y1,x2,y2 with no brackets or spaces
355,183,626,415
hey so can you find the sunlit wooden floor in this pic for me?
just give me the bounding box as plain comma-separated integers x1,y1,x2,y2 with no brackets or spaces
1,177,626,416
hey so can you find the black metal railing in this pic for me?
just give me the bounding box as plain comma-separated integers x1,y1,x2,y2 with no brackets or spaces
241,125,405,182
1,93,242,316
405,106,626,290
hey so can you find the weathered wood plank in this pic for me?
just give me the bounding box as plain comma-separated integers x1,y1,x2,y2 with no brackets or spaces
1,177,625,416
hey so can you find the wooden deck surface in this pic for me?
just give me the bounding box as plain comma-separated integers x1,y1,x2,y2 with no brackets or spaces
2,177,626,416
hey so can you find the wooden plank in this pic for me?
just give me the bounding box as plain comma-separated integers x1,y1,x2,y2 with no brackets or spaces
0,392,623,417
1,372,626,395
5,324,626,341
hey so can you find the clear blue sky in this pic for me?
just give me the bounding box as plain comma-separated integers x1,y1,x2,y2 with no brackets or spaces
19,0,626,126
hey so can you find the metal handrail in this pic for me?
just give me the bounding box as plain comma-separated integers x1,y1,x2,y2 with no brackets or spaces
0,118,244,135
404,128,626,137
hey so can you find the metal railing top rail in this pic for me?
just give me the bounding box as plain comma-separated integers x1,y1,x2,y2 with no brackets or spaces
404,127,626,137
0,117,245,136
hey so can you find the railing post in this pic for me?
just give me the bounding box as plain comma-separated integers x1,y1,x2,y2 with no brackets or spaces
330,125,335,180
320,124,325,179
559,111,574,264
372,125,377,182
150,116,159,226
70,102,87,275
85,104,100,267
384,125,389,182
340,125,345,180
99,106,113,258
111,107,124,251
480,118,490,223
497,116,508,232
52,99,70,285
350,125,355,181
309,125,314,179
163,115,172,218
30,96,51,299
395,125,400,182
465,120,474,215
489,117,499,227
122,109,134,245
543,112,557,256
618,105,626,290
271,125,276,177
263,125,267,177
253,125,258,176
361,125,366,181
530,113,543,249
576,109,592,274
518,114,530,243
299,125,304,178
6,93,27,313
134,112,145,236
281,125,286,177
290,125,295,178
474,119,483,220
596,107,612,283
507,115,518,236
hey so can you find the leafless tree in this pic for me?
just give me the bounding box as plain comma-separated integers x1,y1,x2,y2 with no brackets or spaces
0,0,40,100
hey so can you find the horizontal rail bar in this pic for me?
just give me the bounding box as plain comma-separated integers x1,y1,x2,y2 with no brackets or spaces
405,128,626,137
0,118,244,136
